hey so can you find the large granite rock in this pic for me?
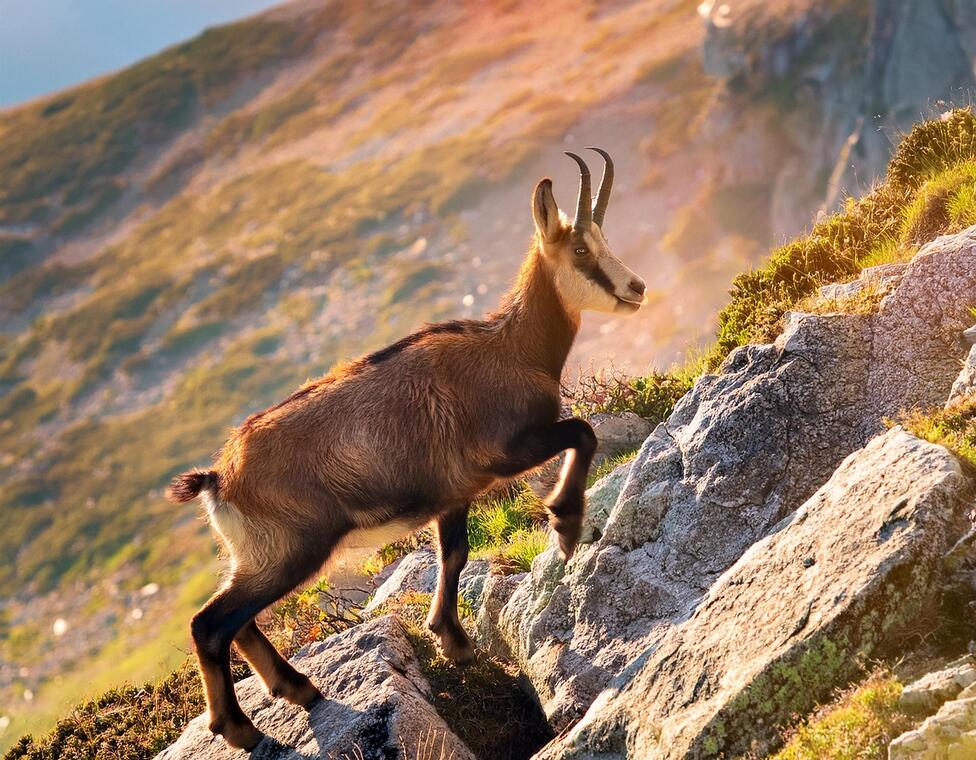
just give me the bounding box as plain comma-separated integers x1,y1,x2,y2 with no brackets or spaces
540,428,968,759
478,228,976,729
156,616,474,760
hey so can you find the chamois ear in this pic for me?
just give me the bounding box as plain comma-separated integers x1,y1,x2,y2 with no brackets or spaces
532,178,561,243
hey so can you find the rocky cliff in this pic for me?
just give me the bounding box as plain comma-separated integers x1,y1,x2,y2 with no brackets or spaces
479,228,976,733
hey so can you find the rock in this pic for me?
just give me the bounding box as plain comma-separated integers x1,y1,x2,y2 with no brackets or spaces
964,325,976,346
818,262,908,301
364,549,490,615
541,428,967,760
890,682,976,760
157,616,473,760
879,0,974,129
588,412,653,464
947,345,976,407
478,227,976,728
900,657,976,716
861,261,909,288
819,280,864,300
578,463,632,545
477,572,528,657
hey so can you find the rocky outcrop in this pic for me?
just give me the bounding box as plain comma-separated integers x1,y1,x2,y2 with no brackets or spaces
364,548,490,615
699,1,976,237
540,428,967,759
479,228,976,729
890,681,976,760
588,412,653,464
900,656,976,716
157,616,474,760
948,345,976,407
819,261,907,301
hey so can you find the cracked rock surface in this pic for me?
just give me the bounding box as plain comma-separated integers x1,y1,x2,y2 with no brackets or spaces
157,616,474,760
540,429,968,759
478,227,976,730
364,548,490,615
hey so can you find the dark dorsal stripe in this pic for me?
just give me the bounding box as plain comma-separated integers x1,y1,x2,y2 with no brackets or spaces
239,383,319,433
361,320,470,366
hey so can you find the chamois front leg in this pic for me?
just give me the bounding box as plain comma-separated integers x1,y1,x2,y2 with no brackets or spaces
496,419,597,560
427,505,475,663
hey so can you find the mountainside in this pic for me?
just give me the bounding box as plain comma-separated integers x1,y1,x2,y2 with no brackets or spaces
3,0,976,751
15,107,976,760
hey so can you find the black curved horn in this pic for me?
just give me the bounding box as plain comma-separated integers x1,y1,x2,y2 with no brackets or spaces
586,147,613,227
564,152,592,231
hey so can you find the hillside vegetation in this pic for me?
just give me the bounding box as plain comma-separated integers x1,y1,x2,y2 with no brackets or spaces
2,0,972,750
0,0,713,746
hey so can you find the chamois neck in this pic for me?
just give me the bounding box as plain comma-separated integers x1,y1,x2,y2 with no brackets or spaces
494,240,579,380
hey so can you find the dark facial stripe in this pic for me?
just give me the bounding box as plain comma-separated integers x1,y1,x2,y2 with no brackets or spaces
574,256,616,295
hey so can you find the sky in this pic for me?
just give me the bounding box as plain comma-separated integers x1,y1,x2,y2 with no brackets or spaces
0,0,288,108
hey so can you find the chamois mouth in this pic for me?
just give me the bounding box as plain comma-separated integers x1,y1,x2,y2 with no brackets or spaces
614,294,645,312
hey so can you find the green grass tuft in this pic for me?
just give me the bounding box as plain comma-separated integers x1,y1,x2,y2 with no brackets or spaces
490,527,550,574
770,674,911,760
899,396,976,475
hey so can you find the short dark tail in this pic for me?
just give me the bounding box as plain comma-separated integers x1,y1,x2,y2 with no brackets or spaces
166,469,220,503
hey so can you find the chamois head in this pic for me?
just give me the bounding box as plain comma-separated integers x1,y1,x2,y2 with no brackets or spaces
531,148,646,315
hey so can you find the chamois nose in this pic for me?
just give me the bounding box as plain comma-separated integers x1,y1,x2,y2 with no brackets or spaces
628,277,646,297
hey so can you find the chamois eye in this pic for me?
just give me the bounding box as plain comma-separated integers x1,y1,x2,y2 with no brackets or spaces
574,246,587,256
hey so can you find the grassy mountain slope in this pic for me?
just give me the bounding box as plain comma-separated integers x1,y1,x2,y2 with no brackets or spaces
0,0,919,749
11,103,976,760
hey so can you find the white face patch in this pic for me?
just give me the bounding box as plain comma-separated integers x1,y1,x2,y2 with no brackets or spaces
548,223,645,315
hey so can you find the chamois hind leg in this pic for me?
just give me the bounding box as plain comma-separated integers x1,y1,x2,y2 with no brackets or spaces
234,621,322,707
426,505,474,663
495,419,597,560
191,560,317,750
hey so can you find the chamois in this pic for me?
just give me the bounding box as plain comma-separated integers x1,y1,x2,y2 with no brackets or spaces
166,148,647,750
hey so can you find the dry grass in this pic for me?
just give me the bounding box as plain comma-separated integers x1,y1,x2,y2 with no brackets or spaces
2,662,211,760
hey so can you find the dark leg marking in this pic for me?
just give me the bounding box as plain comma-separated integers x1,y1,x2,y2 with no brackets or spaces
234,621,322,707
494,418,597,560
426,505,475,663
190,558,323,750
